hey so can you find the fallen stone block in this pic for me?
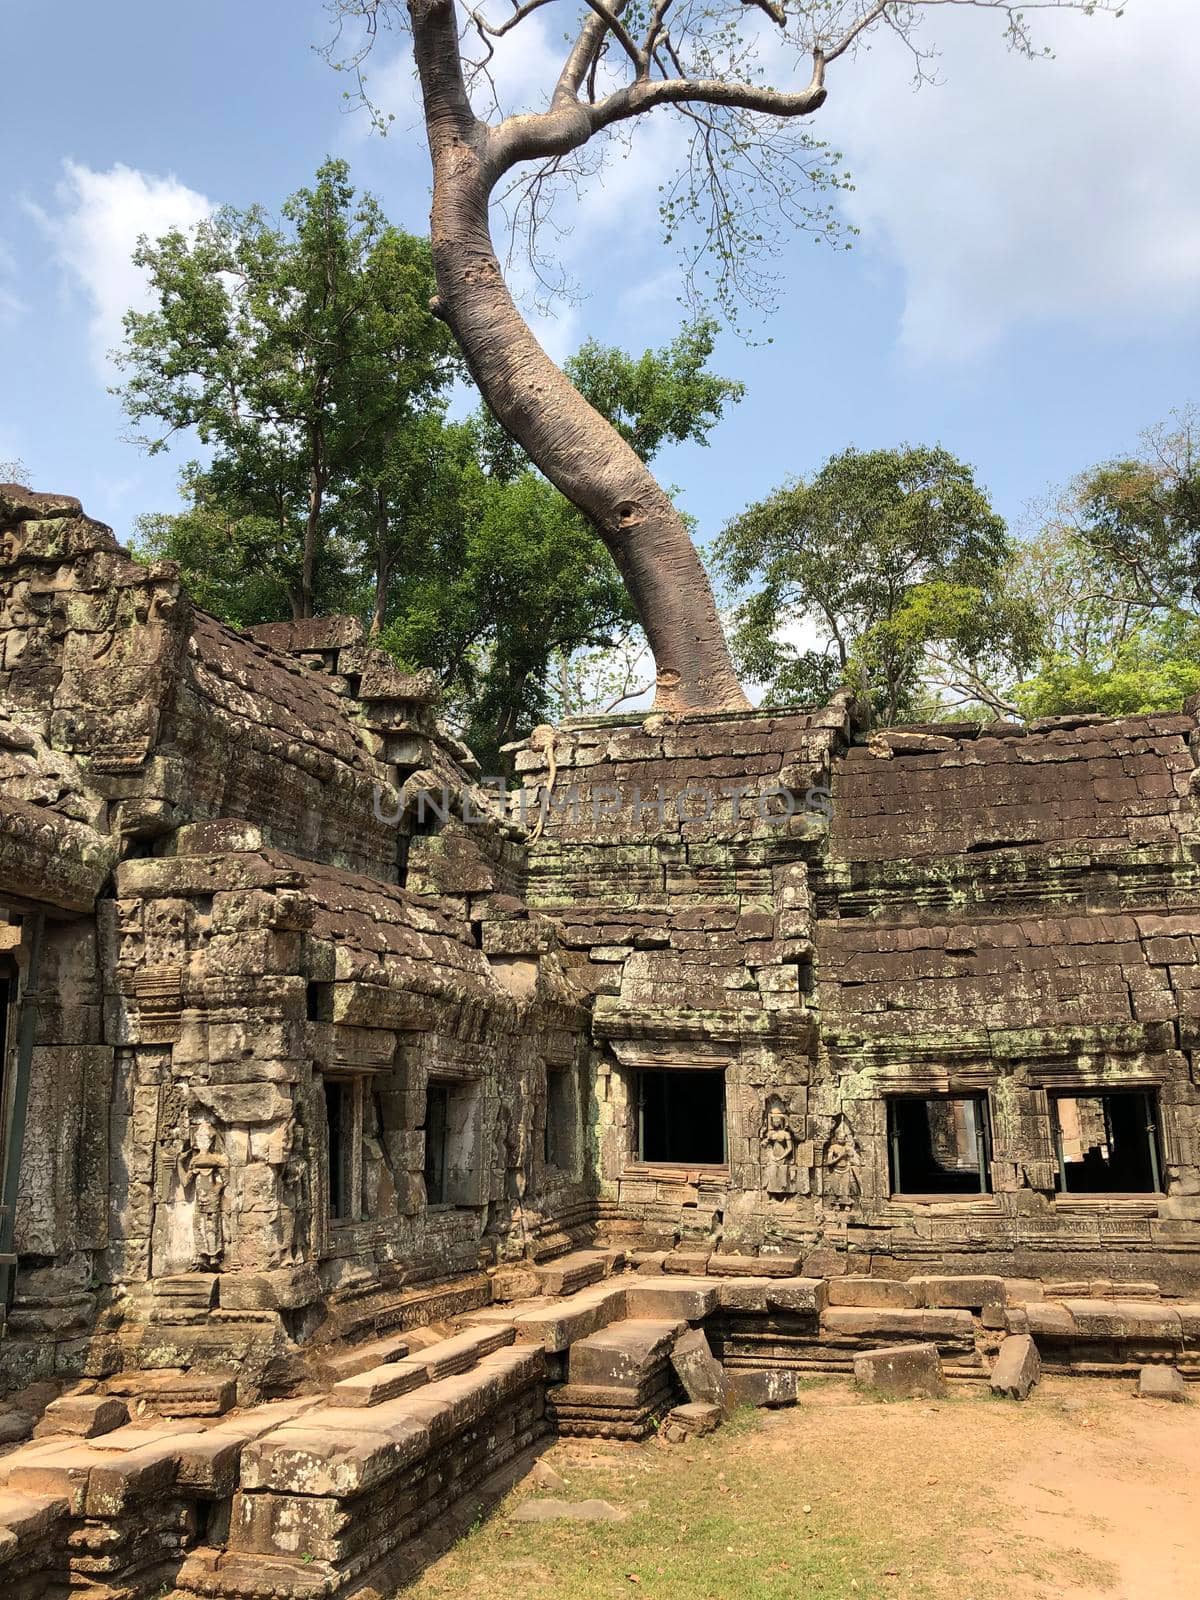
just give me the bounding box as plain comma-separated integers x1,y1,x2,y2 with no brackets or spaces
569,1320,680,1389
33,1395,129,1439
1136,1365,1188,1403
725,1368,806,1409
989,1335,1041,1400
660,1402,722,1443
526,1459,568,1493
853,1343,946,1399
670,1329,728,1411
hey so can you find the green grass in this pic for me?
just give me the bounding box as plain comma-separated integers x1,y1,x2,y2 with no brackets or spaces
403,1384,1129,1600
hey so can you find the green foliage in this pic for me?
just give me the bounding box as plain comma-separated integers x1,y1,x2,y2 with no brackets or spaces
1009,408,1200,718
1014,614,1200,718
116,157,457,619
120,158,742,759
717,444,1034,723
378,467,634,767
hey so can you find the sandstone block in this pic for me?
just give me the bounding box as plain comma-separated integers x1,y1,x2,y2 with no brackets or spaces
33,1395,128,1439
853,1343,946,1399
624,1278,719,1322
725,1368,806,1408
1062,1300,1183,1342
1136,1365,1188,1402
569,1320,680,1389
910,1274,1004,1310
989,1335,1041,1400
707,1253,801,1278
764,1277,827,1317
512,1283,626,1353
827,1277,918,1310
662,1251,712,1276
670,1329,728,1411
660,1401,722,1442
715,1278,771,1314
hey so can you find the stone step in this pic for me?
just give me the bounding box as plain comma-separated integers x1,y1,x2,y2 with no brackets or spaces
331,1362,432,1409
533,1249,619,1297
0,1484,70,1544
320,1329,411,1382
706,1254,802,1279
623,1276,721,1323
568,1318,683,1389
508,1281,628,1353
1018,1298,1195,1343
396,1323,515,1383
661,1251,713,1276
1,1396,324,1513
239,1343,544,1499
819,1306,975,1347
907,1275,1005,1310
709,1276,826,1317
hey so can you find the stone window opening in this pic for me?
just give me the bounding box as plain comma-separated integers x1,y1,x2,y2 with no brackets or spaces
1051,1089,1163,1195
306,981,332,1023
322,1074,378,1224
422,1077,484,1208
635,1069,727,1166
888,1094,992,1196
544,1065,575,1172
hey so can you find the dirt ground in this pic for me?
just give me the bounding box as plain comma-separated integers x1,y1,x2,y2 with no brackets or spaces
405,1376,1200,1600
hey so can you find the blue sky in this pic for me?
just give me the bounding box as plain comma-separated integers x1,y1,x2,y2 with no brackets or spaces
2,0,1198,565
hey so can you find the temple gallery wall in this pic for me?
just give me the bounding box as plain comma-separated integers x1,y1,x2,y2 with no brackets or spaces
2,484,1200,1597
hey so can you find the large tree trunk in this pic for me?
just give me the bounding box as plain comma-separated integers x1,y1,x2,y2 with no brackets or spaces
409,0,748,715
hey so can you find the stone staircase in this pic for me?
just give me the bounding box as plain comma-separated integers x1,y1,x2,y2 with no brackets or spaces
4,1247,1200,1597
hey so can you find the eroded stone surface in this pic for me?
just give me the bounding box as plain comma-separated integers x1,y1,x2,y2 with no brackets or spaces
2,486,1200,1596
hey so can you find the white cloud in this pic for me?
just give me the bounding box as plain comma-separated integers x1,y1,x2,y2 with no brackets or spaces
31,161,213,376
821,0,1200,362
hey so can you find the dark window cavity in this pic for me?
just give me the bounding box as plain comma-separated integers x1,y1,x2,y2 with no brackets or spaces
636,1069,726,1166
888,1094,992,1195
1051,1090,1162,1194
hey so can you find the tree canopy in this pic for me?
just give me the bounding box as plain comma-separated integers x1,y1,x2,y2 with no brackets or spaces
716,444,1040,723
123,163,743,764
117,158,459,621
1011,409,1200,718
717,415,1200,727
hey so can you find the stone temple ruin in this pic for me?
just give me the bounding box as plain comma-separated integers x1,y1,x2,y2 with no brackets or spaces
1,483,1199,1594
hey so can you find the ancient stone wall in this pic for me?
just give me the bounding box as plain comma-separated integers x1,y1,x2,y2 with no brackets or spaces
516,705,1200,1287
515,703,846,1256
0,487,596,1392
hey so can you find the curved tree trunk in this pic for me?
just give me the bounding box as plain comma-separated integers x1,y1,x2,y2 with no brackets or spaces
409,0,749,715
